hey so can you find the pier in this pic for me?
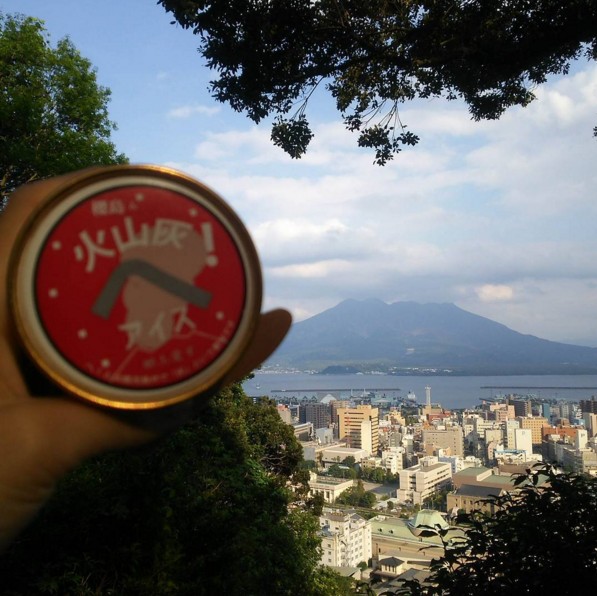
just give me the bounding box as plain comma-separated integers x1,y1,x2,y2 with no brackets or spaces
480,386,597,390
271,387,402,393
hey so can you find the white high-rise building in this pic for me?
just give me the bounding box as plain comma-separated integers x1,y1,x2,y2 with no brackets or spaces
381,446,405,473
319,510,372,568
514,428,533,459
505,419,520,449
583,413,597,437
397,457,452,505
576,429,589,450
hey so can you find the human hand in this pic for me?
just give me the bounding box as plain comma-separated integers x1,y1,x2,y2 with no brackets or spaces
0,174,291,551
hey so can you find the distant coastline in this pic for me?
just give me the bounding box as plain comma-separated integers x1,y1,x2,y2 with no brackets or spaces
261,364,597,377
244,372,597,410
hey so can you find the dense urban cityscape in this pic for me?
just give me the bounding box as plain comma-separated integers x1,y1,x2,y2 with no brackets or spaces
261,386,597,592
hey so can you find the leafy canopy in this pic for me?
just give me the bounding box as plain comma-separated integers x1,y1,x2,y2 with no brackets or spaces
336,479,377,508
0,386,350,595
0,13,126,202
159,0,597,164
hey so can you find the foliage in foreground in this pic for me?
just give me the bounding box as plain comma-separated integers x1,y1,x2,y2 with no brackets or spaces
158,0,597,163
0,13,126,202
397,466,597,595
0,386,349,595
335,480,377,509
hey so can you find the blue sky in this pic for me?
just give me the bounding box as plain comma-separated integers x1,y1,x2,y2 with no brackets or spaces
4,0,597,346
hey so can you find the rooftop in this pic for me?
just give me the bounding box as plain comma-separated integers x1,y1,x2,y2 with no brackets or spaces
420,462,451,472
410,509,449,531
454,484,504,498
311,476,353,486
454,466,491,477
370,516,443,546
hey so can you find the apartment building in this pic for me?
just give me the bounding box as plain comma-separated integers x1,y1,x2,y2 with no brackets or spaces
505,419,520,449
517,416,549,445
470,416,502,442
330,400,351,437
544,431,597,475
583,412,597,437
580,397,597,415
397,457,452,505
336,405,379,455
381,447,405,473
319,510,372,568
422,426,464,457
299,402,331,430
514,428,533,459
489,403,515,421
509,397,531,417
562,446,597,475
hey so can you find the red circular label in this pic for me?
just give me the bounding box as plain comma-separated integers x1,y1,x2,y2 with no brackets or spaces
34,185,246,390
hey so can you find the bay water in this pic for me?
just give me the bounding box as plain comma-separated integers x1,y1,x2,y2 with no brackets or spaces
243,373,597,409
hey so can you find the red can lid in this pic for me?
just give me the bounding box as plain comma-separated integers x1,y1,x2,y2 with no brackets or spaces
9,166,262,409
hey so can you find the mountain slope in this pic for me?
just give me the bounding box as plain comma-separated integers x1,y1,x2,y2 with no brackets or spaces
269,299,597,374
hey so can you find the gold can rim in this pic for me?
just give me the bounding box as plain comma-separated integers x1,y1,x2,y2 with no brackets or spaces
8,164,262,409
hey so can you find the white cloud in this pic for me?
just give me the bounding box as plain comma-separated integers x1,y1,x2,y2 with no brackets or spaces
167,104,221,119
400,102,485,136
463,64,597,216
460,278,597,345
269,259,354,279
193,127,288,163
475,284,514,302
168,64,597,346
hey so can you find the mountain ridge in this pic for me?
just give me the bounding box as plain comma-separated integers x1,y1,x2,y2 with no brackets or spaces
268,299,597,375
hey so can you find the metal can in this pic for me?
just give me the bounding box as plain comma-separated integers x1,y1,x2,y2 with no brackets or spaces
8,165,262,409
